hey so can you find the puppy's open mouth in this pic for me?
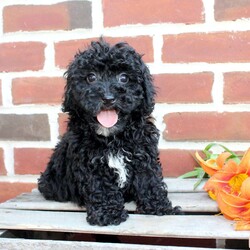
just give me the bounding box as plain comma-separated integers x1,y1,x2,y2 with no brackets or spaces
96,109,118,128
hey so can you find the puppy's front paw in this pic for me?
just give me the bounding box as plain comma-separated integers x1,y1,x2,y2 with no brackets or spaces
172,206,183,215
87,208,128,226
136,198,182,216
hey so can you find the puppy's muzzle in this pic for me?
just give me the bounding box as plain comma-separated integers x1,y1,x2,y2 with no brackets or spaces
102,94,116,106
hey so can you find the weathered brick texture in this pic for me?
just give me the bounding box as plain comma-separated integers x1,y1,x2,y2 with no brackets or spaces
103,0,204,27
224,72,250,104
0,148,6,175
12,77,65,105
3,1,92,33
0,80,2,105
14,148,52,174
154,73,213,103
0,114,50,141
162,32,250,63
58,113,69,137
160,149,197,177
214,0,250,21
55,36,153,69
0,182,37,203
164,112,250,141
0,42,45,72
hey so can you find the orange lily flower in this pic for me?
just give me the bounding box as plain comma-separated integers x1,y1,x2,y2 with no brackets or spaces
204,159,243,199
196,151,234,199
204,149,250,198
197,148,250,230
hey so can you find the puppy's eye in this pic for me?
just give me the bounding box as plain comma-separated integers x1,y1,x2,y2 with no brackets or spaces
118,73,129,84
86,73,97,83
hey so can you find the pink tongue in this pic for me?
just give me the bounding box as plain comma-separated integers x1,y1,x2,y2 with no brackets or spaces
97,110,118,128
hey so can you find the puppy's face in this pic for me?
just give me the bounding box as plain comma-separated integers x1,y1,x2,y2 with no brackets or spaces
64,40,155,136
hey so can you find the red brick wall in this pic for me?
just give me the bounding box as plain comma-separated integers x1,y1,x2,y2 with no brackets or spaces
0,0,250,202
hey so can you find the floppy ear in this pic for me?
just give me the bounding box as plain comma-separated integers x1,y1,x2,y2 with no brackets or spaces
62,79,72,113
140,63,156,116
62,46,86,113
62,62,75,113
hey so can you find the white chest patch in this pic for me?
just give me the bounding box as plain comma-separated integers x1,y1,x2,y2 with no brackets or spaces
108,154,128,188
96,126,111,137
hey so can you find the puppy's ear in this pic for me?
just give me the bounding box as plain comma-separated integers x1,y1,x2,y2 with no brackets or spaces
62,65,75,113
140,63,156,116
62,80,72,113
62,48,85,113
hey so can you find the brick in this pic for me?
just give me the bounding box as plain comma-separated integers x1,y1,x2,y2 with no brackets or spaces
55,36,153,69
58,113,69,137
215,0,250,21
0,148,6,175
154,73,213,103
162,32,250,63
160,149,197,177
0,80,2,105
163,112,250,141
0,42,45,72
0,182,37,203
224,72,250,104
107,36,153,63
0,114,50,141
12,77,65,105
55,38,97,69
14,148,52,175
3,1,92,33
103,0,204,27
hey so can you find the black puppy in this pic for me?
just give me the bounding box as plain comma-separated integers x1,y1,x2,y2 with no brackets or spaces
38,39,181,226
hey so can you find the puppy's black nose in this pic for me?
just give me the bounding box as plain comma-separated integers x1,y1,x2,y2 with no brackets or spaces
102,94,116,105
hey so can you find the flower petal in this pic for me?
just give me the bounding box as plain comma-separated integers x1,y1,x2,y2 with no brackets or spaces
208,190,217,200
203,160,239,193
195,152,220,176
216,152,232,169
208,160,239,184
241,177,250,199
216,191,244,220
235,220,250,231
219,189,249,207
239,148,250,174
216,189,250,222
240,208,250,220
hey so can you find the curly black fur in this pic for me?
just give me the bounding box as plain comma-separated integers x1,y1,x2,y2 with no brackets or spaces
38,39,181,226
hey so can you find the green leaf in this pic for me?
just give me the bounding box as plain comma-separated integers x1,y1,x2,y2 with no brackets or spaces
194,170,207,190
178,170,200,179
204,143,239,158
196,167,205,178
178,167,207,190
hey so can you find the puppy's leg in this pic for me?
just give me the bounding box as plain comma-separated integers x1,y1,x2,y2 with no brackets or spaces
133,172,182,215
84,177,128,226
